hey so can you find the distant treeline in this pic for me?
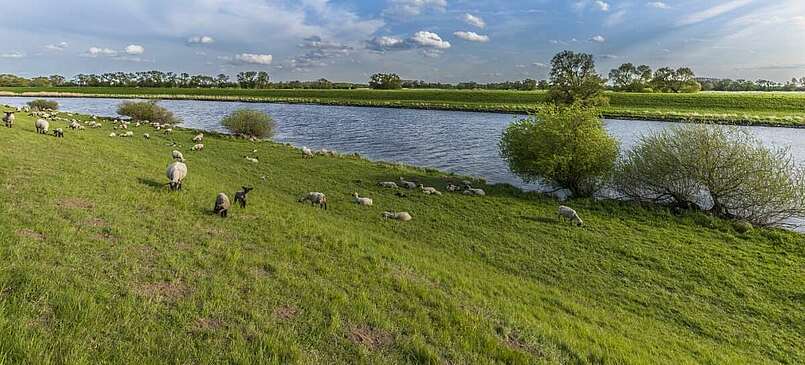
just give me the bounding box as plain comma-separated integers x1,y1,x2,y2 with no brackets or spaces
698,77,805,92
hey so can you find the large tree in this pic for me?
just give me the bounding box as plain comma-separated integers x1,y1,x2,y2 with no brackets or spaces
547,51,607,106
609,63,653,92
368,73,402,90
651,67,701,93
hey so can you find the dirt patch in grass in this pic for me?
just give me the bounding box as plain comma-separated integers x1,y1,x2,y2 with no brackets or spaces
347,325,393,350
57,197,95,210
192,318,224,332
84,217,108,227
135,281,191,302
273,305,299,321
16,228,45,241
500,330,544,358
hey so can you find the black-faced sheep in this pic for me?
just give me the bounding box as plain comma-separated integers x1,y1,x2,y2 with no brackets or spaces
193,133,204,143
558,206,584,226
234,186,254,208
214,193,231,217
2,112,14,128
166,161,188,191
299,192,327,209
172,150,184,161
53,128,64,138
191,144,204,151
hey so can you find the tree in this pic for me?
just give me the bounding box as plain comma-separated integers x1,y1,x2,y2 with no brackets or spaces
651,67,701,93
237,71,258,88
255,71,270,89
614,125,805,227
609,63,653,92
48,75,65,86
547,51,608,106
499,105,620,197
369,73,402,90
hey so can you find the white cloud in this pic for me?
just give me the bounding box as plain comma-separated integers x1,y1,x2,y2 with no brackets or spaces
187,35,215,45
125,44,145,55
0,52,25,59
44,42,68,51
453,31,490,43
590,35,606,43
234,53,273,65
410,31,451,49
676,0,754,27
367,36,407,50
533,62,548,67
647,2,670,9
87,47,118,57
463,13,486,28
595,1,610,11
384,0,447,17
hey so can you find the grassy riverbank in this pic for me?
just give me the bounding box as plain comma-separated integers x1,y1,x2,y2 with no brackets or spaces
3,87,805,126
0,107,803,364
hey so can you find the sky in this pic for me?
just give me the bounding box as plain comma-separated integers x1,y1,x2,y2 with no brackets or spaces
0,0,804,83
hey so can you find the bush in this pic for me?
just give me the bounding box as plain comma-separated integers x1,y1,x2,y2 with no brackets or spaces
499,105,620,197
117,101,178,125
221,109,276,138
614,125,805,227
27,99,58,111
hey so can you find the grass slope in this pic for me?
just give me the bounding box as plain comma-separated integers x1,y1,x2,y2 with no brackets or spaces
0,107,803,364
3,87,805,126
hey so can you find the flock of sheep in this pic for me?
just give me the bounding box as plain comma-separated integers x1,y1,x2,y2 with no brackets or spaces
2,105,586,227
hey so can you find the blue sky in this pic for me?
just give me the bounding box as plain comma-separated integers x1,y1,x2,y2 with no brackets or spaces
0,0,803,82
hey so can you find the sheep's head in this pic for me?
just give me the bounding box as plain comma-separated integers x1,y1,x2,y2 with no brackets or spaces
242,186,254,194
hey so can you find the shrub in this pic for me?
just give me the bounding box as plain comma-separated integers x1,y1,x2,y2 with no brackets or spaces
117,101,178,125
27,99,58,111
221,109,276,138
499,105,620,197
614,125,805,227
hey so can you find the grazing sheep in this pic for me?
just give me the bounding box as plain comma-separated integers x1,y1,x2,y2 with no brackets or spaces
3,111,15,128
299,192,328,210
302,147,314,158
166,161,188,191
192,133,204,143
143,133,150,139
558,206,584,227
164,128,173,134
172,150,184,161
352,192,373,206
191,144,204,151
121,131,134,138
244,157,259,163
446,184,461,192
213,193,231,217
398,177,417,189
53,128,64,138
378,181,398,189
419,185,442,196
109,132,117,137
35,119,49,134
382,211,412,222
233,186,254,208
463,188,486,196
69,121,80,130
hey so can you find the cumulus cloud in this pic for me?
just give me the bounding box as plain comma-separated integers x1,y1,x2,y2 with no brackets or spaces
463,13,486,28
87,47,118,57
125,44,145,55
384,0,447,17
284,35,354,71
409,31,451,49
368,31,451,52
589,35,606,43
44,41,68,51
0,52,25,58
233,53,273,65
453,31,490,43
595,1,610,11
187,35,215,45
647,2,670,9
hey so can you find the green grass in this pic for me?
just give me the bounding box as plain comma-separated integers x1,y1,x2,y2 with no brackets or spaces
0,107,803,364
3,87,805,126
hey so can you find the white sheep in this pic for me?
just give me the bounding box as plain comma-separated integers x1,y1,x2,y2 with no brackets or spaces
398,177,416,189
69,121,80,130
245,157,259,163
382,211,412,222
192,133,204,143
109,132,117,137
172,150,184,161
558,206,584,226
214,193,231,218
191,144,204,151
378,181,398,189
299,192,327,209
419,185,442,196
446,184,461,192
166,161,188,191
463,188,486,196
164,128,173,134
35,119,49,134
121,131,134,138
302,147,314,158
352,192,373,206
143,133,150,139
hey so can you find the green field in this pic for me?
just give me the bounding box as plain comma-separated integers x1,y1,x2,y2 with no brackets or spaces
0,106,803,364
3,87,805,126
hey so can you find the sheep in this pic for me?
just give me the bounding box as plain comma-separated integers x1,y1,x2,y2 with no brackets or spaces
213,193,231,218
244,157,259,163
35,119,49,134
382,211,412,222
398,177,416,189
53,128,64,138
143,133,150,139
3,111,15,128
121,131,134,138
352,192,373,206
164,128,173,134
172,150,184,161
446,184,461,192
191,144,204,151
419,185,442,196
302,147,314,158
378,181,398,189
69,121,80,130
233,186,254,208
192,133,204,143
298,192,327,210
109,132,117,137
558,206,584,227
166,161,188,191
463,188,486,196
